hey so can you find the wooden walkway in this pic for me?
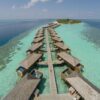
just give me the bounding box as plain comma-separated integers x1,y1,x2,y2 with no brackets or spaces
36,94,73,100
4,74,41,100
45,29,57,94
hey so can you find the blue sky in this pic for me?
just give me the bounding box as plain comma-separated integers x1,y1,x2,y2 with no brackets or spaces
0,0,100,19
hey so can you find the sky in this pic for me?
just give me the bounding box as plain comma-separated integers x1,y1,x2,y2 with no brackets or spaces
0,0,100,19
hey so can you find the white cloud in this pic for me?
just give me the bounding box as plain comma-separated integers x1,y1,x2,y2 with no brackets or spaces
56,0,63,3
22,0,49,9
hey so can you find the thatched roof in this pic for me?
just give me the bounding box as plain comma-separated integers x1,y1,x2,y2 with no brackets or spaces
65,76,100,100
57,52,80,67
54,42,69,51
20,53,42,69
33,37,44,43
29,42,43,52
4,74,41,100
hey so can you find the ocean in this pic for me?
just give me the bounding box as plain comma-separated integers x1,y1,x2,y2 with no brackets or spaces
0,19,54,99
0,19,54,46
0,19,100,99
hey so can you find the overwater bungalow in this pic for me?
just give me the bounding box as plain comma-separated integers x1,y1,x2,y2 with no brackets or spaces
32,37,44,43
36,28,44,35
35,34,44,38
26,42,43,54
47,27,57,35
61,68,100,100
48,21,60,28
4,70,43,100
54,42,70,52
50,34,60,38
51,37,63,43
57,52,83,72
17,53,43,77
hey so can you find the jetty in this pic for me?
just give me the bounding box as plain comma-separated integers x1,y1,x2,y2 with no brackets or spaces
45,28,57,94
4,22,100,100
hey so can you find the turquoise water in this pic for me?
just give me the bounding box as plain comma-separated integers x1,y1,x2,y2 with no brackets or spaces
55,23,100,88
54,66,68,93
0,28,37,99
38,67,50,94
1,21,100,99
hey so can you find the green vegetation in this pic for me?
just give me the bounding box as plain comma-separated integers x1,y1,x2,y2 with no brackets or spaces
57,19,81,24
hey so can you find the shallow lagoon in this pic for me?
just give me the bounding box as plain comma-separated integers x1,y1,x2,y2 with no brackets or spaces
0,28,37,99
55,23,100,88
0,21,100,99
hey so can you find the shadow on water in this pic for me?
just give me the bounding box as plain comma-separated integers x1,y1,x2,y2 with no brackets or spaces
38,78,46,94
29,78,46,100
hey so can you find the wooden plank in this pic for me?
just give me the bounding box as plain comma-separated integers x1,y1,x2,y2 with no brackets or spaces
52,37,62,42
46,29,57,94
35,34,44,38
4,74,41,100
33,37,44,43
37,94,73,100
54,42,69,51
57,52,80,67
20,53,42,69
66,77,100,100
28,42,43,52
50,34,59,38
36,28,44,35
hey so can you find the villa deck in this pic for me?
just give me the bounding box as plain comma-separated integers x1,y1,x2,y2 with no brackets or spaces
54,42,70,51
4,73,42,100
20,53,42,70
57,52,80,67
27,42,43,52
65,76,100,100
46,29,57,94
52,37,63,42
37,94,73,100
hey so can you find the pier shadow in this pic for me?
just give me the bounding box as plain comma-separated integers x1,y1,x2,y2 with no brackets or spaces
37,77,46,94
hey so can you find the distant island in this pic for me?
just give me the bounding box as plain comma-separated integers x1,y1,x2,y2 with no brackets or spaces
57,19,81,24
